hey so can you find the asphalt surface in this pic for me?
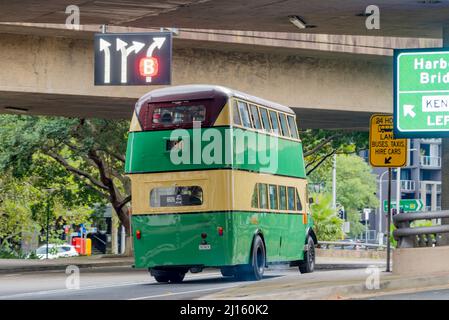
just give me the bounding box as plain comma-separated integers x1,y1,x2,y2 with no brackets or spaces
0,266,300,300
368,288,449,300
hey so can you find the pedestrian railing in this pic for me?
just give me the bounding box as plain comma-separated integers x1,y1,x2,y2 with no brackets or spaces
393,210,449,248
317,241,387,250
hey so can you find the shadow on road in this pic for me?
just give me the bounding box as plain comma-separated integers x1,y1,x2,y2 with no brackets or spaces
144,274,281,286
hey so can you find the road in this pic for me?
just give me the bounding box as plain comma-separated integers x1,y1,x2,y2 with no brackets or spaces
0,266,301,300
367,287,449,300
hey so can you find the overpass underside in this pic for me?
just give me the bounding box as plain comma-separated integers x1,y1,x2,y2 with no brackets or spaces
0,31,392,130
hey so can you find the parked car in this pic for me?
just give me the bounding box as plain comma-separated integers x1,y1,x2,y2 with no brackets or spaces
34,244,79,260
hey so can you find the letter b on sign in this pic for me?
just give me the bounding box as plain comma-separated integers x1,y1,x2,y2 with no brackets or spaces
139,57,159,77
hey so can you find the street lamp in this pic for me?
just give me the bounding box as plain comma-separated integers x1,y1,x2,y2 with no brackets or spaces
378,170,389,245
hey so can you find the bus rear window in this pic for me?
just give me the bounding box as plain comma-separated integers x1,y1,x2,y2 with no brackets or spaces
152,105,206,126
150,186,203,207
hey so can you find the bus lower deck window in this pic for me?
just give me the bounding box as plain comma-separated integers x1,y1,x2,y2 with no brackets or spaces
287,187,295,211
258,183,268,209
279,186,287,210
150,186,203,207
269,185,278,210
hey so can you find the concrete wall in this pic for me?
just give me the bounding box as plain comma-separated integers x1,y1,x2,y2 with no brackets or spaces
393,246,449,276
0,32,392,119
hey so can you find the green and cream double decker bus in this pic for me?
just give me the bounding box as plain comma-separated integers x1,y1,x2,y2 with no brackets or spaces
125,85,317,282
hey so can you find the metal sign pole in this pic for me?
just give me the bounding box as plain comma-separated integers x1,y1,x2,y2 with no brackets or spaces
386,167,392,272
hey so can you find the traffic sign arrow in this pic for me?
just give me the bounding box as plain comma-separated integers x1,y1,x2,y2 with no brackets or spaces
116,39,145,83
146,37,166,57
99,39,111,83
384,156,392,164
404,104,416,118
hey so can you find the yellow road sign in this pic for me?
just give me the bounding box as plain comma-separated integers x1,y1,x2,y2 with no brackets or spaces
369,114,407,167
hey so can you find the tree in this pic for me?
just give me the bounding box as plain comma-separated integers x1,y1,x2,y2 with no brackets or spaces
0,115,132,253
308,154,378,239
310,193,345,241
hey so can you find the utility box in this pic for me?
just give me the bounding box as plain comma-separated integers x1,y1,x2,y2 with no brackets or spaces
85,238,92,256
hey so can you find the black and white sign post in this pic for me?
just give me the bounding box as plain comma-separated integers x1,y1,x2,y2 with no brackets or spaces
94,32,172,86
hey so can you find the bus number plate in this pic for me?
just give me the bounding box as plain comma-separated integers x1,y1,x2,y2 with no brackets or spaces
199,244,211,250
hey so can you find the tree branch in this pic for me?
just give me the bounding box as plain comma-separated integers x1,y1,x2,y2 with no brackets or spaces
45,151,109,191
303,133,341,158
306,149,337,176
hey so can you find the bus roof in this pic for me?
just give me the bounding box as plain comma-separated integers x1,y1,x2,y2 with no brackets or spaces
136,85,295,115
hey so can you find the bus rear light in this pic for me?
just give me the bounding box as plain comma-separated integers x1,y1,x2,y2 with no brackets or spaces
136,230,142,240
201,233,207,239
218,227,223,236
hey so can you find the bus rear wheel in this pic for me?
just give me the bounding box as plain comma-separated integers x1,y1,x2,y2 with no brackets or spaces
150,268,186,283
299,236,315,274
237,235,266,281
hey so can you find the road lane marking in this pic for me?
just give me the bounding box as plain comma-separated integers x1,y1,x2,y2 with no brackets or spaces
129,284,242,300
0,272,222,300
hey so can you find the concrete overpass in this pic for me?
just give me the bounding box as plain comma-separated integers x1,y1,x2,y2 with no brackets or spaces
0,23,441,129
2,1,449,38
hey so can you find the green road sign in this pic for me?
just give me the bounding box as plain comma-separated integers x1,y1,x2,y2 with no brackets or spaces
383,199,423,213
394,48,449,138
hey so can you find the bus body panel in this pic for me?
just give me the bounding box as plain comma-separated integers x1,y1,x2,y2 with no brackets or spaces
132,211,305,268
126,128,306,178
132,212,233,268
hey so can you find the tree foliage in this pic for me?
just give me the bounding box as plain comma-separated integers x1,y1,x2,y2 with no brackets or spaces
0,115,131,236
308,154,378,238
310,193,345,241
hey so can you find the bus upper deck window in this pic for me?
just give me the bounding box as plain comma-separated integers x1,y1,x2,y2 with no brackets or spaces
249,104,262,130
259,108,271,133
287,115,299,139
233,101,242,125
238,101,252,128
269,110,280,135
150,186,203,207
279,113,290,137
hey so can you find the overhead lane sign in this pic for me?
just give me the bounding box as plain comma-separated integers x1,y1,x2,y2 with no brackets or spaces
369,114,407,167
94,32,172,86
394,48,449,137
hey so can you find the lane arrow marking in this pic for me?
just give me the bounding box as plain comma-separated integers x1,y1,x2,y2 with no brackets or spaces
404,104,416,118
99,39,111,83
